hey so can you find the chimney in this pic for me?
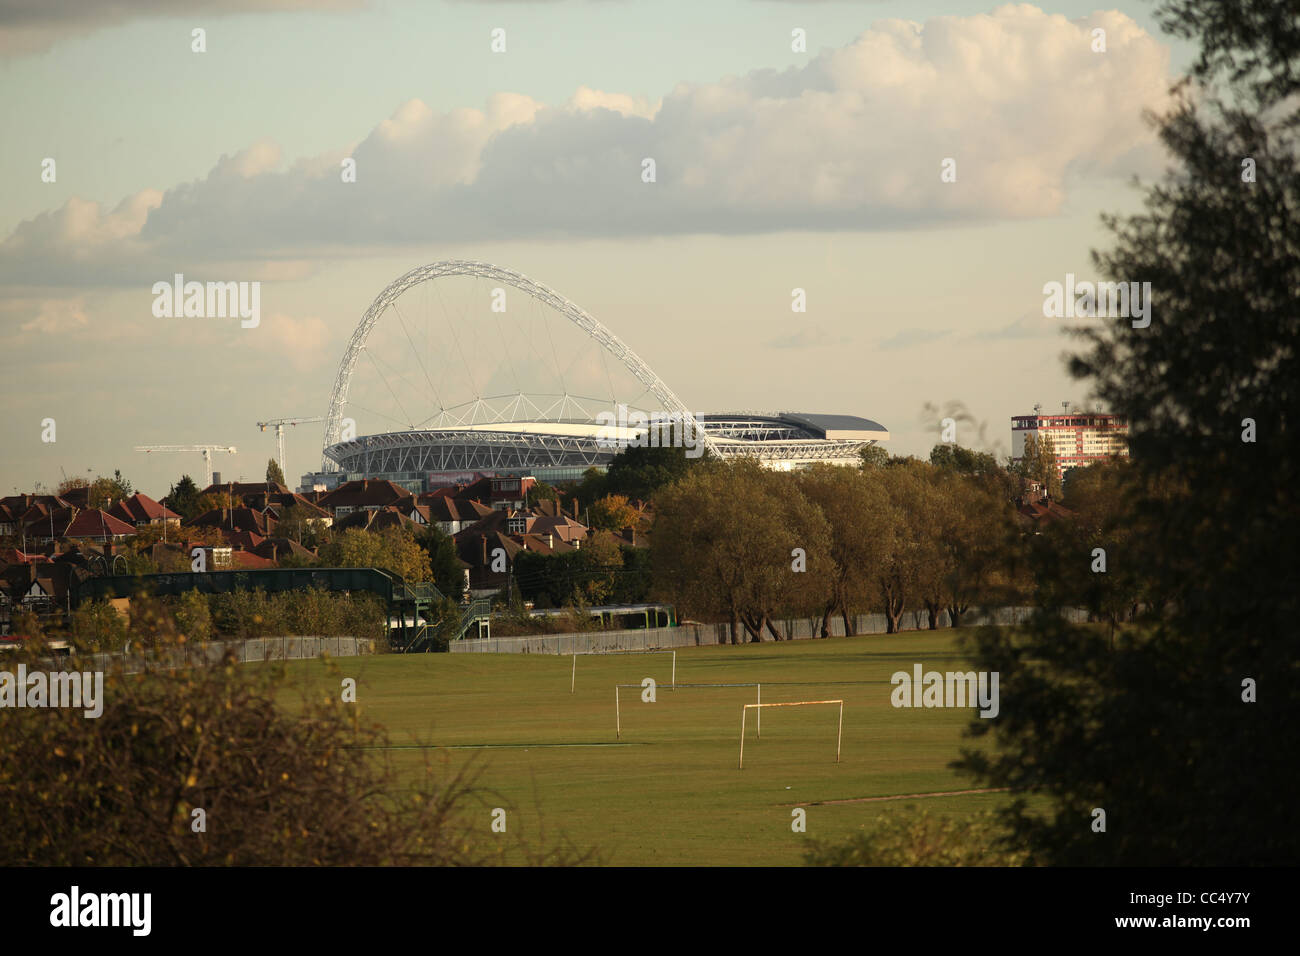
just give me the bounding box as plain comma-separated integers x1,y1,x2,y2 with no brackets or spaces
481,534,487,566
572,498,580,519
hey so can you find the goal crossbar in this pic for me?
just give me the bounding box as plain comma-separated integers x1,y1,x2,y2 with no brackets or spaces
573,649,676,693
739,700,843,770
616,682,761,739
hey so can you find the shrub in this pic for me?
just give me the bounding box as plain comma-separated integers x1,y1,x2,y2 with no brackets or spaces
803,808,1027,867
0,639,594,866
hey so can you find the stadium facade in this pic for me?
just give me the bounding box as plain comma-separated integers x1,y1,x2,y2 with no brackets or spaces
302,412,889,493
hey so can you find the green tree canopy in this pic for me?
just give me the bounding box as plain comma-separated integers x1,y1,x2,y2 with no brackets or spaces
166,475,202,520
266,458,286,486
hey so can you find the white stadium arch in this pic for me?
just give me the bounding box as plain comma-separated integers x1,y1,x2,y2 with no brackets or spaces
322,260,716,468
312,260,888,487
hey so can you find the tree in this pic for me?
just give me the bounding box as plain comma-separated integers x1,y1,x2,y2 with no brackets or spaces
957,0,1300,865
87,470,133,509
596,444,706,503
795,465,897,636
266,458,286,486
56,476,89,498
68,600,129,652
317,527,432,582
194,490,236,514
166,475,202,521
571,532,622,605
928,442,1018,501
929,472,1017,629
416,523,465,595
1012,433,1062,499
872,464,933,633
173,589,213,643
0,639,591,865
859,445,890,469
276,503,327,548
585,494,640,532
653,461,831,643
525,480,560,508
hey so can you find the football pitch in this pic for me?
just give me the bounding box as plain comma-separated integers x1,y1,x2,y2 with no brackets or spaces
285,631,1011,865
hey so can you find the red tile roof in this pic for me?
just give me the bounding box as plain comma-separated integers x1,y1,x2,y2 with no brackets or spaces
108,492,181,525
320,479,414,510
63,509,136,539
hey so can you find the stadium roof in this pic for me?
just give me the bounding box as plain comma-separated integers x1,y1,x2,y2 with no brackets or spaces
777,413,890,441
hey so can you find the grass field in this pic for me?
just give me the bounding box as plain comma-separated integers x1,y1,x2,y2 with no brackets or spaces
283,631,1013,865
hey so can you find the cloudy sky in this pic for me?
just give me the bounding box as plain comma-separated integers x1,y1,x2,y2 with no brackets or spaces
0,0,1191,495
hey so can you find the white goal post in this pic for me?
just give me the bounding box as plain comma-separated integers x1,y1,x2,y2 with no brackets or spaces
738,700,843,770
616,682,761,739
572,648,676,693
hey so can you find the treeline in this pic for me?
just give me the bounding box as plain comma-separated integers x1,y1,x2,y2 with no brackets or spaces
651,453,1026,643
501,441,1136,642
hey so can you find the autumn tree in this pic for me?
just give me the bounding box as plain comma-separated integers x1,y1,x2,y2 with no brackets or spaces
872,463,934,633
1013,433,1062,499
926,471,1016,629
0,638,591,865
87,470,133,509
585,493,640,532
317,527,432,582
859,445,891,469
653,461,830,643
795,465,897,636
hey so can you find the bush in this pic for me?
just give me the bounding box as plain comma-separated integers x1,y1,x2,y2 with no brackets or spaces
0,639,594,866
173,589,212,644
803,808,1027,867
68,600,130,652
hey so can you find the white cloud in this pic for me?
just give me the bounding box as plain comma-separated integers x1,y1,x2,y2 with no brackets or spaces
0,5,1174,286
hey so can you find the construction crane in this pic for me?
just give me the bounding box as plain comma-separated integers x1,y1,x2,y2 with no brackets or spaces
256,417,325,486
134,445,236,487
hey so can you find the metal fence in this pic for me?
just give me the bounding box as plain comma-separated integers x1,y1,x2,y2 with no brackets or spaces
449,606,1091,655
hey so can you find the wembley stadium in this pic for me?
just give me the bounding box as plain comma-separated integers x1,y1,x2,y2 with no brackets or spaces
301,261,889,493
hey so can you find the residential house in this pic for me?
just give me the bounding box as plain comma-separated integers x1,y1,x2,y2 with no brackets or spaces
319,479,414,517
108,492,182,529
